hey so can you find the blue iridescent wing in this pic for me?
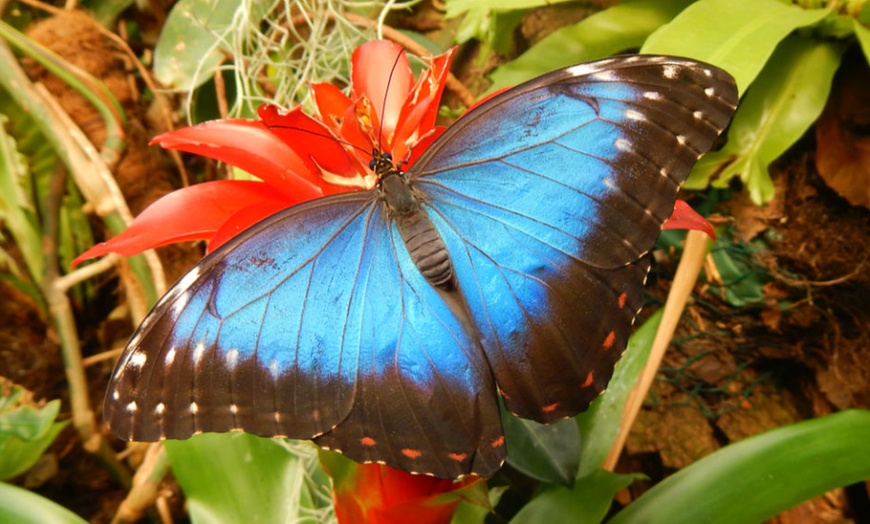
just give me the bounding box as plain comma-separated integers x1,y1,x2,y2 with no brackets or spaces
104,192,504,478
409,55,738,421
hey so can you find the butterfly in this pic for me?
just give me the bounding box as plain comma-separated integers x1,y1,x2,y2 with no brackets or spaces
104,54,738,479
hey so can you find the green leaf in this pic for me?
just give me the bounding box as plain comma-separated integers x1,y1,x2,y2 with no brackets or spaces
445,0,572,19
576,310,662,478
0,112,43,284
0,392,67,480
165,434,331,523
610,410,870,523
509,470,638,523
0,482,87,524
153,0,267,89
854,17,870,60
687,36,844,203
642,0,830,93
707,229,769,307
488,0,693,91
503,411,579,486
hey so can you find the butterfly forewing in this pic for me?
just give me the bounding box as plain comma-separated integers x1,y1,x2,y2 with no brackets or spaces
411,55,737,421
104,54,737,479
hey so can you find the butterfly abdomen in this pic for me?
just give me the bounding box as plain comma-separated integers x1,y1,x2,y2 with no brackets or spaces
379,170,453,288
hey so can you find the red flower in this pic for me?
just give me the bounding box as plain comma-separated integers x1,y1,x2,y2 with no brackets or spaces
320,453,486,524
73,40,454,265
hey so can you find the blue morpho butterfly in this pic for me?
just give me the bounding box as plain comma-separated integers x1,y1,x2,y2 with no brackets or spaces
104,54,738,479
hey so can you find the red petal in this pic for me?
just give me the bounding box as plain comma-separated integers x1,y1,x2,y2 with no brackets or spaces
403,47,456,137
311,82,353,130
663,200,716,238
352,40,413,141
403,126,444,168
71,181,289,265
151,120,325,201
341,102,376,163
258,104,357,183
207,199,289,252
391,97,432,163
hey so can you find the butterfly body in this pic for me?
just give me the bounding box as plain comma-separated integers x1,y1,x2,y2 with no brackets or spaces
378,162,454,288
105,55,738,479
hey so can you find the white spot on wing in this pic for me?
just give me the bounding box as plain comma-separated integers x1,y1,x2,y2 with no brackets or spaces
165,347,177,366
591,70,617,82
269,359,280,380
662,65,679,79
155,402,165,415
625,109,646,122
189,402,199,414
643,91,662,101
112,389,120,400
192,342,207,366
126,401,137,413
705,87,715,98
230,404,239,414
129,351,147,368
676,135,687,146
225,348,240,370
614,138,632,152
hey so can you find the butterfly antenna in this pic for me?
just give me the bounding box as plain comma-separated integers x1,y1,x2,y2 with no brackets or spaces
264,121,372,160
376,48,407,158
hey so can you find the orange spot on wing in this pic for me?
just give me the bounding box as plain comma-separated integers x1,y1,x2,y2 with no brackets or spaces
360,436,377,447
542,402,559,413
603,330,616,350
497,387,510,400
448,452,468,462
491,436,505,448
401,448,422,459
618,292,628,308
580,371,594,388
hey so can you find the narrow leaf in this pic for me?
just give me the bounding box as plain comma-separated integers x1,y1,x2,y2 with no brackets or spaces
610,410,870,524
576,310,662,478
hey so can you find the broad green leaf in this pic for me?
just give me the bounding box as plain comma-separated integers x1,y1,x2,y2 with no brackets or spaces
509,470,637,523
445,0,572,19
153,0,268,89
0,397,66,480
503,411,579,486
576,310,662,479
855,18,870,60
0,482,87,524
610,410,870,523
488,0,693,91
642,0,830,93
165,434,330,523
687,36,843,203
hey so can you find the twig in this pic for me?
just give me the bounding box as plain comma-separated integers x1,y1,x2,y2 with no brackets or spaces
603,230,712,470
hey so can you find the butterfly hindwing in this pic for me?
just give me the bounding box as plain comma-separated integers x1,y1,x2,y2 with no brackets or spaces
411,55,738,420
104,192,504,478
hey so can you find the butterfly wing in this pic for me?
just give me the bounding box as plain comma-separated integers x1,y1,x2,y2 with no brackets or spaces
104,192,504,478
410,56,738,421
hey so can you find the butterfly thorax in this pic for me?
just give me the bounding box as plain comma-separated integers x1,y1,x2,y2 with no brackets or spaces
375,154,454,289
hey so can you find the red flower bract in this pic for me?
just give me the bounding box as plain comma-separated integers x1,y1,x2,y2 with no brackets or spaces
72,40,455,265
321,455,485,524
